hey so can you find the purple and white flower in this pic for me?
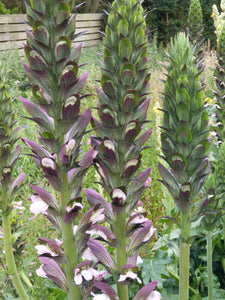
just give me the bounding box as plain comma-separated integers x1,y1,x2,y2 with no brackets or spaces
118,265,142,284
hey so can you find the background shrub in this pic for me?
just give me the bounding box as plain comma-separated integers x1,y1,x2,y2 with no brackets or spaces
143,0,220,48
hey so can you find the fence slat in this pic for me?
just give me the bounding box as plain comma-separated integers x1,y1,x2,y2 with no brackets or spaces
0,14,102,53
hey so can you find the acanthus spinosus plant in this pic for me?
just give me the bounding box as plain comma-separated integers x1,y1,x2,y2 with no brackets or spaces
0,82,27,299
19,0,107,299
85,0,160,299
159,32,210,300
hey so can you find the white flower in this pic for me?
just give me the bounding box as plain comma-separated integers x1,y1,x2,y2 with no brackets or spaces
86,228,108,241
118,270,142,284
146,291,162,300
74,267,100,285
30,195,48,215
129,214,149,225
35,245,56,257
91,292,110,300
137,255,143,264
36,265,47,278
13,201,25,211
90,208,105,223
143,226,156,242
82,247,98,262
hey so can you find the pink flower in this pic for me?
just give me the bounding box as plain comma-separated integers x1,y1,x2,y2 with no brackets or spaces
138,199,143,207
144,177,152,187
13,201,25,213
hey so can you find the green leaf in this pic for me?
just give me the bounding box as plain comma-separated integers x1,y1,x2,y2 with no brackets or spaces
175,121,192,143
135,27,145,45
118,38,132,60
58,2,70,14
176,101,190,122
160,290,179,300
121,70,134,86
34,26,49,46
140,250,172,289
116,19,128,37
31,0,46,14
118,5,128,18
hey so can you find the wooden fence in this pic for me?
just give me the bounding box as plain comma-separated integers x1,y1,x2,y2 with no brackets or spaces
0,13,103,55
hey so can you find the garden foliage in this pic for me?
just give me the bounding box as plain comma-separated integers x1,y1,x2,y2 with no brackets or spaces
1,0,225,299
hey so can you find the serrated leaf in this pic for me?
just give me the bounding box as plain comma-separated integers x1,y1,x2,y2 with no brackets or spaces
141,250,172,289
160,290,179,300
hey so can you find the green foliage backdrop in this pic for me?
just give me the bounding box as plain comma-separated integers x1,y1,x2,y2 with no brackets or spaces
143,0,220,47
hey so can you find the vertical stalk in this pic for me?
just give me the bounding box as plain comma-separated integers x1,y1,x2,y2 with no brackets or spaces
179,211,191,300
2,209,29,300
223,216,225,248
115,211,129,300
60,171,81,300
207,231,213,300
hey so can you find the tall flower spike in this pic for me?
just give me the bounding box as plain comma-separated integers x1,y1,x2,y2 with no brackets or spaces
86,0,158,299
213,23,225,142
160,32,210,214
187,0,205,74
22,1,96,299
159,32,210,300
0,82,28,299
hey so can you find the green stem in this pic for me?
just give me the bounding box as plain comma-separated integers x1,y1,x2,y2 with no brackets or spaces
115,211,129,300
179,211,191,300
2,212,29,300
20,270,33,288
207,231,213,300
60,171,81,300
223,215,225,249
167,268,198,295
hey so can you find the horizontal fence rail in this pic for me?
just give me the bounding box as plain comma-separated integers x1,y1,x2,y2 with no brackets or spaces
0,14,103,55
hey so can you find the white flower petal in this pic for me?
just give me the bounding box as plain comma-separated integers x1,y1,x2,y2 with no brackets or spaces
143,226,156,242
147,291,162,300
118,270,142,284
92,293,110,300
35,245,56,256
30,195,48,215
82,247,98,261
36,265,47,278
82,269,93,281
74,269,83,285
